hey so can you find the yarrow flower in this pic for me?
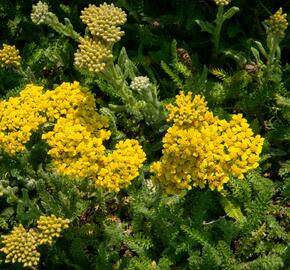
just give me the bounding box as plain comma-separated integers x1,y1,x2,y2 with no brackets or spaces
0,81,146,192
0,44,21,68
96,139,146,192
31,1,50,25
74,36,113,73
42,117,110,179
0,215,70,268
265,8,288,36
130,76,153,92
36,215,70,245
80,3,127,43
0,84,46,155
41,82,110,179
214,0,231,6
150,91,264,194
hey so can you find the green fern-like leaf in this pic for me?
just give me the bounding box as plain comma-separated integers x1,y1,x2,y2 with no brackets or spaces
243,254,284,270
161,61,183,90
220,197,245,223
209,67,228,81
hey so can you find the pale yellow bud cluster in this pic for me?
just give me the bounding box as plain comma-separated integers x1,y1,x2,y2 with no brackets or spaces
80,3,127,43
37,215,70,245
75,3,127,73
214,0,231,6
265,8,288,36
0,44,21,68
151,91,264,194
130,76,152,92
31,1,50,25
0,215,70,268
74,36,113,73
97,139,146,192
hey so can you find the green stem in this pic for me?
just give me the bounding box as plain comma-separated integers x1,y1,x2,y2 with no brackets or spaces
46,13,81,42
101,62,134,106
264,35,280,82
213,6,224,53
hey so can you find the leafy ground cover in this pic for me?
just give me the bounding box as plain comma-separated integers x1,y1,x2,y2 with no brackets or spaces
0,0,289,269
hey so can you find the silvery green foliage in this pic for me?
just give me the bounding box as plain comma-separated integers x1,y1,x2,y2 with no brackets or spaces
31,1,80,41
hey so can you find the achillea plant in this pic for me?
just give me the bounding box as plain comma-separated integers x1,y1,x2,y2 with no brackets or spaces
0,81,146,192
31,1,80,41
151,92,264,193
0,44,21,68
31,1,166,127
0,215,70,269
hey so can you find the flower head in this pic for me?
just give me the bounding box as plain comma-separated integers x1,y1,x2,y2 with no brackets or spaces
80,3,127,43
130,76,153,92
74,36,113,73
96,139,146,192
31,1,50,25
37,215,70,245
41,82,111,179
151,91,264,193
0,224,40,268
0,84,46,155
265,8,288,36
214,0,231,6
0,44,21,68
0,215,70,268
166,91,217,128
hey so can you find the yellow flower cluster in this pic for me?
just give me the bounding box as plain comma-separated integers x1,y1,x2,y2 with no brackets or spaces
150,92,264,194
37,215,70,245
41,81,111,179
0,81,146,191
75,3,127,73
0,84,46,155
265,8,288,36
214,0,231,6
0,215,70,268
43,117,110,179
74,36,113,73
97,139,146,192
80,3,127,43
0,44,21,68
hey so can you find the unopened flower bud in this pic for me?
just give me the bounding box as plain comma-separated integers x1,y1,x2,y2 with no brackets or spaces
80,3,127,43
74,36,113,73
31,1,50,25
130,76,152,92
0,44,21,68
214,0,231,6
265,8,288,36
